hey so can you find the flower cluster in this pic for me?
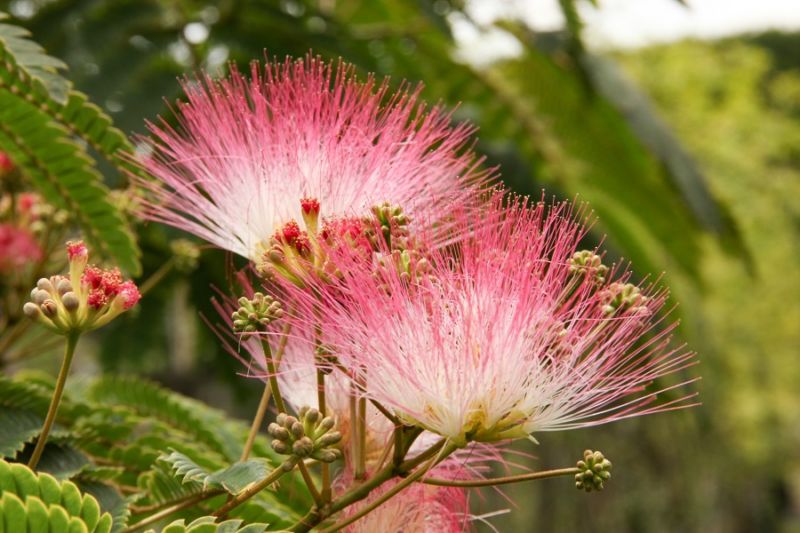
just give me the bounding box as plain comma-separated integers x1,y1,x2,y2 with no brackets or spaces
279,194,697,445
136,54,490,262
23,241,140,334
139,54,698,531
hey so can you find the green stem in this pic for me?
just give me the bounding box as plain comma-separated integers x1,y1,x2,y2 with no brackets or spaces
213,462,293,518
298,461,324,507
319,442,459,533
355,369,367,480
317,366,331,502
263,339,287,413
240,323,291,462
421,467,580,488
124,490,224,531
138,257,176,296
290,437,454,532
28,331,79,470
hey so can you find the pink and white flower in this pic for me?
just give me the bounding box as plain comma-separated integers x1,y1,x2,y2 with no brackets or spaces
281,193,698,446
137,55,489,261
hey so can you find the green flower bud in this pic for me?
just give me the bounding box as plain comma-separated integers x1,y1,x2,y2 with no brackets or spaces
575,449,612,492
292,436,314,457
290,421,305,439
319,416,335,431
271,440,289,454
316,431,342,447
569,250,608,284
231,292,283,333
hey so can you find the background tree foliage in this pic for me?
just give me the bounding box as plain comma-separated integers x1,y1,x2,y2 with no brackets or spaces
0,0,796,531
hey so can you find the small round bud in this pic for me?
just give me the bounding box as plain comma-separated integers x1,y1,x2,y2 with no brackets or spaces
290,421,305,439
317,431,342,447
271,440,289,454
268,423,290,441
303,408,320,425
56,279,73,295
319,417,335,431
36,278,53,293
62,292,79,311
40,300,58,318
314,449,341,463
32,289,49,305
575,449,612,492
23,302,40,318
276,413,287,426
292,437,314,458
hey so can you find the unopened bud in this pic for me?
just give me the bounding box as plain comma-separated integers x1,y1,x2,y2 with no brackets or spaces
23,302,40,318
283,415,299,429
268,423,289,441
56,279,73,295
314,449,341,463
32,289,49,305
40,300,58,318
36,278,53,293
319,417,335,431
271,440,289,454
62,292,79,311
290,421,305,439
303,408,320,425
316,431,342,447
292,437,314,457
575,449,612,492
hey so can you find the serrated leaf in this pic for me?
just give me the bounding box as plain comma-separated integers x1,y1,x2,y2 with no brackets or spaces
156,517,268,533
0,408,42,458
158,450,211,487
0,12,70,104
205,461,269,495
0,93,139,273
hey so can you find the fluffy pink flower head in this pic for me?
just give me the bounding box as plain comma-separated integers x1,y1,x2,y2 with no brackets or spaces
0,152,13,175
283,193,698,446
342,478,469,533
137,55,489,262
0,224,42,273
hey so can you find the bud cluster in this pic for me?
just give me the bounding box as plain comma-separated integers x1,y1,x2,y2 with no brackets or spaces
600,282,649,316
569,250,608,285
258,199,420,286
268,406,342,464
22,241,140,334
231,293,284,333
170,238,201,273
575,449,612,492
366,202,410,251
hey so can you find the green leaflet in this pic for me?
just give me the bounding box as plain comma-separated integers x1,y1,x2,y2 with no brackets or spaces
156,516,268,533
0,459,113,533
0,12,140,274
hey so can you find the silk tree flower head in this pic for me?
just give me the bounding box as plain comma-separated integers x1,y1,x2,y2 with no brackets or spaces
136,55,490,265
342,474,470,533
282,193,698,447
0,224,42,274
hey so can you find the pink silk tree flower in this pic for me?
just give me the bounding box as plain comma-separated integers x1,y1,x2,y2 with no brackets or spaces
281,193,698,447
342,479,470,533
136,55,490,262
0,224,42,273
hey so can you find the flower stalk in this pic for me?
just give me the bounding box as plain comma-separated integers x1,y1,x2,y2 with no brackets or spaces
28,331,79,470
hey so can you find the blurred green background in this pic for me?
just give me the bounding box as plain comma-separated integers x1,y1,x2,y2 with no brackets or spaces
1,0,798,531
